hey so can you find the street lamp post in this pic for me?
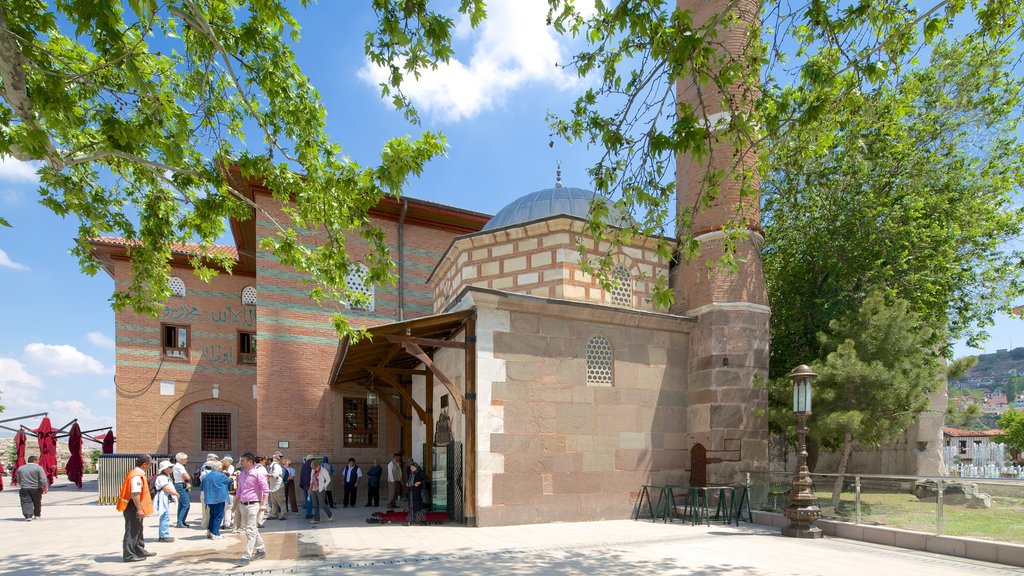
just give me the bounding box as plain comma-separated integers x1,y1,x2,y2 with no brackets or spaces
782,364,823,538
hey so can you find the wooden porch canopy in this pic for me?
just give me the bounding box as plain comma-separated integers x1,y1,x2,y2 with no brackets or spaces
327,307,479,525
329,309,473,413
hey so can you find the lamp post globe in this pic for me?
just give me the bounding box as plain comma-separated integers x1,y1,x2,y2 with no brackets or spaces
782,364,823,538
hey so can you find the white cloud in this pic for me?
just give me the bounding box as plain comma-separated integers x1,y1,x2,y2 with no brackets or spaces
0,356,114,434
0,247,30,271
86,331,116,349
0,155,40,183
357,0,584,121
23,343,106,376
0,357,46,410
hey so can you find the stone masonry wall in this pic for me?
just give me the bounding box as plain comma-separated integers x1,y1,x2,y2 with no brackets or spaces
469,292,693,526
430,217,668,314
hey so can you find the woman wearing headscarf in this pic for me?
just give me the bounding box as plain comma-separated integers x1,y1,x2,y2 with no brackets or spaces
153,460,179,543
406,461,426,525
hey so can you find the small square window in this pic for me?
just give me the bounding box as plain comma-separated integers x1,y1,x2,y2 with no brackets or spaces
238,332,257,364
343,397,378,448
162,324,190,360
201,413,231,452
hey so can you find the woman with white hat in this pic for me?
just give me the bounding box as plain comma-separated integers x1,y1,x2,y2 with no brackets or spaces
153,460,179,543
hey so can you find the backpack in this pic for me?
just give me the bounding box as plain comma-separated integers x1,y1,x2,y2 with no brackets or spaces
148,474,159,499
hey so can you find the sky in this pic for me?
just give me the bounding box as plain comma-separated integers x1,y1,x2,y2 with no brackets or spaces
0,1,1021,436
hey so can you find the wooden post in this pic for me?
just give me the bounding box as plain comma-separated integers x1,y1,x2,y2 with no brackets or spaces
402,393,412,464
464,313,477,526
425,371,434,477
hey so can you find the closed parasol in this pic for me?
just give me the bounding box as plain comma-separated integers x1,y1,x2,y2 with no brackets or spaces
66,422,84,488
12,428,27,486
101,430,115,454
34,417,58,485
0,460,5,491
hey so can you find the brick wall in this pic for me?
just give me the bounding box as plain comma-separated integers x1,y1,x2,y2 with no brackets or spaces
113,261,256,456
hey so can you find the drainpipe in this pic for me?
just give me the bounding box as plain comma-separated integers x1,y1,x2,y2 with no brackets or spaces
398,199,408,321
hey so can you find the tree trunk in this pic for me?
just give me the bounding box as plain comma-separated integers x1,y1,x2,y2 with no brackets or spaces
830,431,853,512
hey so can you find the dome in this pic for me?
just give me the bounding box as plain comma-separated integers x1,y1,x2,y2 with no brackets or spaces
483,185,628,231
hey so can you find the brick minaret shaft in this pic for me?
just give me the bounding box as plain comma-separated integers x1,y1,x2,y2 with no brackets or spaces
673,0,769,482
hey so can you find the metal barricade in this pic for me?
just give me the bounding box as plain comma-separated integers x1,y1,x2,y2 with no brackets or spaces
98,453,172,505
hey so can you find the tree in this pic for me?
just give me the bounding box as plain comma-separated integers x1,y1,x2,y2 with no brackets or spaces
804,291,943,508
995,410,1024,462
3,1,1023,341
947,400,984,431
763,36,1024,376
0,0,453,337
543,0,1024,320
1005,375,1024,403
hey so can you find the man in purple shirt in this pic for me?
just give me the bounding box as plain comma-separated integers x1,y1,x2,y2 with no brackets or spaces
231,453,269,566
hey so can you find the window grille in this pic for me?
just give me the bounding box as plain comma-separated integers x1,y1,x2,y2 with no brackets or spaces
201,413,231,452
586,335,614,386
610,265,633,307
168,276,186,298
343,397,378,447
345,264,375,312
241,286,257,306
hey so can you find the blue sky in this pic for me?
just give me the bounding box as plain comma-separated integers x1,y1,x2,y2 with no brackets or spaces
0,1,1020,435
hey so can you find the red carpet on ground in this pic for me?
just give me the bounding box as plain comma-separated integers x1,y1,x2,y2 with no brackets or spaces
371,511,450,524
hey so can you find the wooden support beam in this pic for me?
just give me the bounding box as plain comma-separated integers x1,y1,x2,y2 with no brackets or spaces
367,367,430,377
383,334,467,350
401,342,465,412
377,393,403,423
372,370,427,423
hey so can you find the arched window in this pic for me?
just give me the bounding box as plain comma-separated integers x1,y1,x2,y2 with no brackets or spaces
610,265,633,307
168,276,186,298
345,264,375,312
586,335,614,386
241,286,257,306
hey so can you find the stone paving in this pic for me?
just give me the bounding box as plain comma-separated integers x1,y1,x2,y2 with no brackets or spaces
0,475,1020,575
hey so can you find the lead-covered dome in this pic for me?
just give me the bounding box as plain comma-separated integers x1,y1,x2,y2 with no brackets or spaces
483,185,629,231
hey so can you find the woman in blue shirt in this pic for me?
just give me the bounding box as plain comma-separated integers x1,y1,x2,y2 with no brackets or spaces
200,460,234,539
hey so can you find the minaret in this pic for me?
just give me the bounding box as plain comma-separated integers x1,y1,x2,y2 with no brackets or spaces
673,0,769,482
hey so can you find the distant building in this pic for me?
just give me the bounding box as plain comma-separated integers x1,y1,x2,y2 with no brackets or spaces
943,428,1003,463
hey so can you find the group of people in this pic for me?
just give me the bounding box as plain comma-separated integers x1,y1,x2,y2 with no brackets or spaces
118,452,273,565
116,451,428,565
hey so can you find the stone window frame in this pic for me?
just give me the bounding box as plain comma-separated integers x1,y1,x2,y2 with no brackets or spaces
609,264,634,307
586,334,614,387
168,276,186,298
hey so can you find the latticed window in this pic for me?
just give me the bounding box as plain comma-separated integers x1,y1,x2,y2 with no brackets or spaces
168,276,186,298
345,264,375,311
586,335,614,386
241,286,257,306
343,397,378,447
610,265,633,307
201,413,231,452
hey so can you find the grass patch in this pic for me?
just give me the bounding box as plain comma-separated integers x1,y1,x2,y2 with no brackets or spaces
814,491,1024,544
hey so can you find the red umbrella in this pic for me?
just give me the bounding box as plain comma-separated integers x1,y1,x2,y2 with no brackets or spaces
65,422,84,488
34,417,58,485
101,430,115,454
11,429,27,486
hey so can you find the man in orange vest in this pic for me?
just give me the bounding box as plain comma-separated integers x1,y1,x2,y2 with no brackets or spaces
117,454,156,562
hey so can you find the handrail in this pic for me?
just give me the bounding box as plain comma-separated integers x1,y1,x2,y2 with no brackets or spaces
741,470,1024,484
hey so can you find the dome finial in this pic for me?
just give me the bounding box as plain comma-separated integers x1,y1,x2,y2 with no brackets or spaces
555,161,563,188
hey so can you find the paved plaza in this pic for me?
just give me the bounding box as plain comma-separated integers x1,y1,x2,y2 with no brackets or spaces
0,476,1020,575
